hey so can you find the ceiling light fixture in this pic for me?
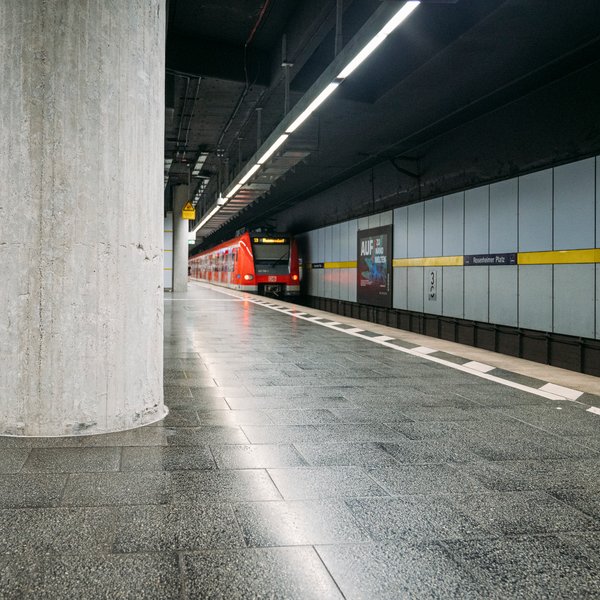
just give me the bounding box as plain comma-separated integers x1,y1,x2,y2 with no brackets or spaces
192,205,220,233
238,163,261,185
338,1,420,79
286,83,340,134
257,134,289,164
226,183,242,198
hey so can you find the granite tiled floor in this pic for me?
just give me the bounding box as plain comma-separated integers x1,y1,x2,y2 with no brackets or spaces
3,282,600,598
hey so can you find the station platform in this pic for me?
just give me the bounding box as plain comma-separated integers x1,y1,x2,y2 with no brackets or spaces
2,281,600,598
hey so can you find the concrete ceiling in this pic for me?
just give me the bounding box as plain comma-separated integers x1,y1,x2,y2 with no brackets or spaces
164,0,600,247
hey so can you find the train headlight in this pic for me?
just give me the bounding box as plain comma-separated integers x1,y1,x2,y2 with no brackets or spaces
291,274,298,281
243,274,254,281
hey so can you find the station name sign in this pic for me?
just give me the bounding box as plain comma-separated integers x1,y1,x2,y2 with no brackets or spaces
464,253,517,266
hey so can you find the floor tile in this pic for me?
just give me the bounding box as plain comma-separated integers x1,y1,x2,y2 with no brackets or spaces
181,547,342,599
171,469,281,502
210,444,307,469
21,447,121,473
165,426,249,445
233,500,369,546
121,446,215,471
444,535,600,598
61,472,171,506
113,503,244,552
347,495,494,542
0,449,30,473
294,442,402,467
268,466,388,500
366,464,488,495
447,490,600,535
0,552,181,599
317,541,489,600
0,473,67,508
0,506,115,554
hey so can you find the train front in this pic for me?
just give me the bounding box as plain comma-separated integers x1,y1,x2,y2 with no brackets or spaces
250,235,300,297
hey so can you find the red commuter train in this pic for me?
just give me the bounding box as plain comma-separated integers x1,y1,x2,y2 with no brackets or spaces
189,231,300,297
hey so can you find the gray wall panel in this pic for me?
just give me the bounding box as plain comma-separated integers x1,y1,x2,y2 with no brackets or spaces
489,179,518,253
338,221,347,261
554,157,595,250
518,265,552,332
597,157,599,247
325,225,333,262
380,210,393,226
358,216,369,231
339,268,350,302
393,207,408,258
319,269,326,298
489,266,518,326
324,265,332,298
596,264,599,340
317,227,325,261
330,268,340,300
349,269,357,302
348,219,358,261
393,267,408,310
407,203,424,258
368,214,380,229
554,264,595,338
424,197,443,257
464,185,489,254
407,267,424,312
518,168,552,252
423,266,443,315
308,268,316,296
464,267,489,322
443,192,464,256
442,267,464,318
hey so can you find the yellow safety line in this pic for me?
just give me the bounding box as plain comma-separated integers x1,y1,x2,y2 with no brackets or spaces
324,261,357,269
393,256,464,267
518,248,600,265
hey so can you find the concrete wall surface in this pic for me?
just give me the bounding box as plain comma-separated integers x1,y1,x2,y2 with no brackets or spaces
298,155,600,341
0,1,166,435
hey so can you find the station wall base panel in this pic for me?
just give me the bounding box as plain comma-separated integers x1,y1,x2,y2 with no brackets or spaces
300,295,600,377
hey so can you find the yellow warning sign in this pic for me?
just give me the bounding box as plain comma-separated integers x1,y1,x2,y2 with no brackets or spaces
182,202,196,220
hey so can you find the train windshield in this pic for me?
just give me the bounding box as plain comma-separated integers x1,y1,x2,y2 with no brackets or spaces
251,237,290,274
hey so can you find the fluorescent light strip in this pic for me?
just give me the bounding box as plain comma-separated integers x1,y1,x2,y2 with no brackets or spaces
239,163,261,185
258,134,289,164
286,82,340,133
338,1,419,79
226,183,242,198
192,205,220,234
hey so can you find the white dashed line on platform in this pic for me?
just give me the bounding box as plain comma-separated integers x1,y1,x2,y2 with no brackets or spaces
372,335,395,342
464,360,495,373
413,346,437,355
587,407,600,416
539,382,584,401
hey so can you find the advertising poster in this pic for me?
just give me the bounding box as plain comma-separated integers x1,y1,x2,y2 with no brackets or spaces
357,225,392,307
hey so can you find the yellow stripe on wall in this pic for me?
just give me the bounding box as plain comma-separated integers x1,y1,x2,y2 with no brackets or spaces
324,261,357,269
307,249,600,269
392,256,464,267
518,249,600,265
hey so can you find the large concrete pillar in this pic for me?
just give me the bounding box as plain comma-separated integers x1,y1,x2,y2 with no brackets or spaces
0,1,167,436
172,185,189,293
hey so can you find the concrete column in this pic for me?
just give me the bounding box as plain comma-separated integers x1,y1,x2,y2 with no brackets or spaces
172,185,190,293
0,1,167,436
